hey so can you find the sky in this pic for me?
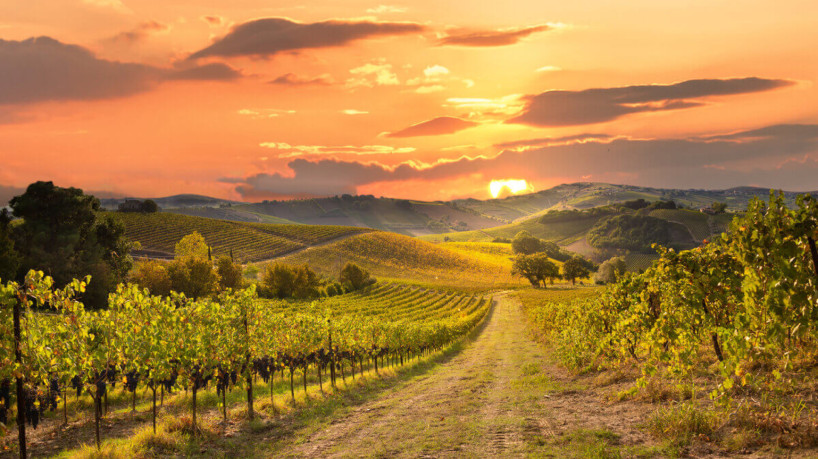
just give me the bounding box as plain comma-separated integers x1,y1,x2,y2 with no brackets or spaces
0,0,816,201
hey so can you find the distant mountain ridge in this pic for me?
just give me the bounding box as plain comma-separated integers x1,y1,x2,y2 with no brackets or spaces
90,182,818,236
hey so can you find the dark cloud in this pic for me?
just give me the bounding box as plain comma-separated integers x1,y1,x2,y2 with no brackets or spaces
225,124,818,197
189,17,425,59
105,21,169,44
439,25,551,47
386,116,478,138
269,72,334,86
0,36,161,104
509,77,794,127
167,62,242,81
0,37,241,105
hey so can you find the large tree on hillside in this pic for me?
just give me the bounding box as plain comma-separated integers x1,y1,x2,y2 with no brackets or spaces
10,181,134,308
562,257,591,286
512,253,560,288
512,230,545,255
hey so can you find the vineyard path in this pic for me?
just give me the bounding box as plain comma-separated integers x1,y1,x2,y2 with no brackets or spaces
271,292,652,458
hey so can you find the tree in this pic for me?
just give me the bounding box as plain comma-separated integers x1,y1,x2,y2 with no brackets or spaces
512,230,544,255
339,262,373,291
175,231,209,261
216,256,243,291
511,253,559,288
261,263,296,299
130,260,172,296
595,256,627,284
562,257,591,286
9,181,134,308
141,199,159,213
292,265,320,299
167,257,219,299
0,209,20,281
711,201,727,214
260,263,320,299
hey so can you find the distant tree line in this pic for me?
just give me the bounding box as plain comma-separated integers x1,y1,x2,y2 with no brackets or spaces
509,231,595,288
117,199,159,213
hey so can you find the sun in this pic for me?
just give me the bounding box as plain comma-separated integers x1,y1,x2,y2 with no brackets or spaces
489,179,531,198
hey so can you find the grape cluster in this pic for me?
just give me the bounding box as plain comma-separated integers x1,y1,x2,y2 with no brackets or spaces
124,371,139,392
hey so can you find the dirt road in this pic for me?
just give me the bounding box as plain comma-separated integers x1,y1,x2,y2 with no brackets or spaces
274,293,654,458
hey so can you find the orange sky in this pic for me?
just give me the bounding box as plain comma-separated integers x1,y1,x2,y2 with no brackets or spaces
0,0,816,201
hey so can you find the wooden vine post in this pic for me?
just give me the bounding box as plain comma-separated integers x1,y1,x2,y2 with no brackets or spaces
13,293,26,459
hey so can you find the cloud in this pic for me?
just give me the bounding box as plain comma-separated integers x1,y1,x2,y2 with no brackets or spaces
269,72,334,86
347,62,400,87
366,5,408,14
535,65,561,72
82,0,132,14
0,36,161,104
509,77,795,127
445,95,525,119
224,123,818,198
105,21,170,44
386,116,478,137
341,109,369,115
439,24,551,47
0,37,241,105
167,62,242,81
258,142,414,158
238,108,296,119
189,17,424,59
495,133,614,150
201,15,225,27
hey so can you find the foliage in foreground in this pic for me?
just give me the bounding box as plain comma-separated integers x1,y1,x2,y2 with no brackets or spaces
521,192,818,448
0,272,489,453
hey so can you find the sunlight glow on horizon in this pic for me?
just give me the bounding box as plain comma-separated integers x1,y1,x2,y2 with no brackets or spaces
489,179,532,198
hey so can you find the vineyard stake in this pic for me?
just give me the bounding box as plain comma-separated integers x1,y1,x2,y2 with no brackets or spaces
13,294,26,459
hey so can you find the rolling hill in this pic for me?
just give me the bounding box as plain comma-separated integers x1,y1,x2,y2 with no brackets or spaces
270,232,528,290
114,212,371,263
91,183,818,239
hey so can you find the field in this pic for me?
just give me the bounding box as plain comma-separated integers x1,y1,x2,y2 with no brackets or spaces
271,232,528,290
115,211,371,262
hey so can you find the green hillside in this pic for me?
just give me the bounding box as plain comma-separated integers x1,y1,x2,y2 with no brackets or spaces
115,212,371,263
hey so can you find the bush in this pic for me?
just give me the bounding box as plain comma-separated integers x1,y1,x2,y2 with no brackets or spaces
260,263,321,299
595,256,626,284
216,256,243,291
167,257,219,299
130,260,172,296
340,262,374,291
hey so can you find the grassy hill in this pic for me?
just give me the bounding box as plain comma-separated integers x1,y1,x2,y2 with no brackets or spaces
114,212,371,263
270,232,529,290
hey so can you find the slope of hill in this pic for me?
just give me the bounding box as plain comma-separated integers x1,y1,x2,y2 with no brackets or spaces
271,232,528,290
115,212,371,263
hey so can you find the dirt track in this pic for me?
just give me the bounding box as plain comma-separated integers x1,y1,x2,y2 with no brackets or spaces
274,293,654,458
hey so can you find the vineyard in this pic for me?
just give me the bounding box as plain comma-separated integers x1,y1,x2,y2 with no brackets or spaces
520,193,818,451
115,212,371,262
276,232,527,289
0,274,490,456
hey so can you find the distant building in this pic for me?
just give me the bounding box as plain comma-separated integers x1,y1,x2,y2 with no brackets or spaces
699,206,716,215
118,200,144,212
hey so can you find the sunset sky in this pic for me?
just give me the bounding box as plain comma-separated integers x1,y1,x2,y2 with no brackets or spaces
1,0,816,201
